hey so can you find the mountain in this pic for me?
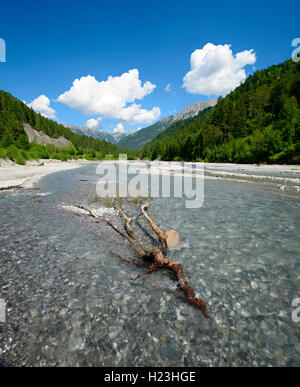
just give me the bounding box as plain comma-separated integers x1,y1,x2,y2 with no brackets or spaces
65,124,134,144
0,89,120,163
142,59,300,164
118,100,217,150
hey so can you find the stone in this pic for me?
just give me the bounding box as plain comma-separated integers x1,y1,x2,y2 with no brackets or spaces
166,230,180,249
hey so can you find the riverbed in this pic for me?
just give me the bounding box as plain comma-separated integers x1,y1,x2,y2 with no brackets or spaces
0,162,299,366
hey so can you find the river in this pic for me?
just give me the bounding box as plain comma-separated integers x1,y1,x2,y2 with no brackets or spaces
0,162,299,366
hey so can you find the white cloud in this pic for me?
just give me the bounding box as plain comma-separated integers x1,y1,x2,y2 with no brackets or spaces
57,69,161,124
183,43,256,96
113,123,125,133
116,103,161,124
27,95,57,119
86,117,102,130
165,83,172,92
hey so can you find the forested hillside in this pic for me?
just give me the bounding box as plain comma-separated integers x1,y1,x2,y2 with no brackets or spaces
142,60,300,164
144,107,213,148
119,100,216,150
0,90,120,163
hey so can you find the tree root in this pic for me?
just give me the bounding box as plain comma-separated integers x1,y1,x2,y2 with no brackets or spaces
72,202,208,318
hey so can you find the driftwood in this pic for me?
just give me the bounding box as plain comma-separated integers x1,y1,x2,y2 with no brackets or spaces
0,184,23,191
73,202,208,318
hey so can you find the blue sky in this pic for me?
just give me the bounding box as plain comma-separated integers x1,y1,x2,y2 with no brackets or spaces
0,0,299,134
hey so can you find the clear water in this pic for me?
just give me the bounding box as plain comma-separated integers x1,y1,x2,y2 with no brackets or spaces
0,164,299,366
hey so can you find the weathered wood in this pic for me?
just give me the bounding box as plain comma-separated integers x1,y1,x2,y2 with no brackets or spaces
141,203,167,250
0,184,23,191
73,202,208,318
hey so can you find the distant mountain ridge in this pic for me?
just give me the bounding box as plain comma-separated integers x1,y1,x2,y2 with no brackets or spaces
118,100,217,149
65,124,134,144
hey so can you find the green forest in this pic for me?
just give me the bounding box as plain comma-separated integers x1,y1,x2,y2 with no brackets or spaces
0,90,121,164
142,59,300,164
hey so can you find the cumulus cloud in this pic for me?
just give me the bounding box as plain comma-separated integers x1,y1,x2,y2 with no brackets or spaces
27,95,57,119
183,43,256,96
116,103,160,124
86,117,102,130
113,123,125,133
57,69,161,124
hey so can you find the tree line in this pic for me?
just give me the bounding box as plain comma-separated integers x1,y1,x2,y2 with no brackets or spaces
142,59,300,164
0,90,121,164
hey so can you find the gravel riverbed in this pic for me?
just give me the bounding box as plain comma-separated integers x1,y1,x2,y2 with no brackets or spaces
0,163,299,366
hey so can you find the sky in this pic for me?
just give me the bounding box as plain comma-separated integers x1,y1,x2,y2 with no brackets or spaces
0,0,299,134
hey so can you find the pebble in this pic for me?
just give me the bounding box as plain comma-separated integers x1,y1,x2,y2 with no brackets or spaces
0,163,299,367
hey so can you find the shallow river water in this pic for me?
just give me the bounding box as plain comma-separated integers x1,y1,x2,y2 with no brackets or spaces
0,163,300,366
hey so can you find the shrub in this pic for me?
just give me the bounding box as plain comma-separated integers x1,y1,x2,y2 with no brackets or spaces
0,148,7,159
50,153,69,161
27,150,40,160
20,149,29,160
6,145,19,161
15,155,26,165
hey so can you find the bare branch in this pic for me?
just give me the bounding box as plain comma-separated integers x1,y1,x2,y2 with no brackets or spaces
115,205,135,239
111,252,150,269
141,203,167,249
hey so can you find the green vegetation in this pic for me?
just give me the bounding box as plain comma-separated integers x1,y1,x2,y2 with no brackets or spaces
88,190,148,206
142,59,300,164
118,101,215,150
145,108,213,147
0,90,121,163
118,119,172,150
2,59,299,165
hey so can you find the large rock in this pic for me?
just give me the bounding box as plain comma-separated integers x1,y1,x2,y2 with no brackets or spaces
166,230,180,249
23,124,71,147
